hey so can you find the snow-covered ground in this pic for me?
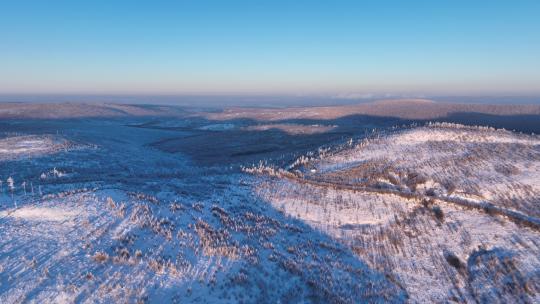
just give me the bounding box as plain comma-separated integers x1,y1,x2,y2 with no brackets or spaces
0,118,404,303
257,178,540,302
251,123,540,302
308,123,540,217
1,118,539,303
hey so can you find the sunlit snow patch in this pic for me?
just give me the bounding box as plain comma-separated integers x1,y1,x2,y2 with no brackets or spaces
198,123,235,131
0,206,77,222
243,123,336,135
0,135,71,160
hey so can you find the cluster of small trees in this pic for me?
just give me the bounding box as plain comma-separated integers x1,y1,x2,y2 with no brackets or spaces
0,173,46,208
426,121,495,130
241,163,297,179
40,167,65,179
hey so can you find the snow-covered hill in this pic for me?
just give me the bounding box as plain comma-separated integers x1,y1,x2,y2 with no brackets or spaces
254,123,540,302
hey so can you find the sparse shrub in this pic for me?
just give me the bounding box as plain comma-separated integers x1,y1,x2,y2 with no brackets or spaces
115,202,126,217
170,202,185,212
230,271,249,285
93,251,109,263
148,258,166,274
117,247,130,260
192,203,204,212
280,258,302,275
107,197,116,209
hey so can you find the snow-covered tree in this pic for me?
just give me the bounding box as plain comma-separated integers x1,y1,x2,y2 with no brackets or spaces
7,177,16,207
52,167,65,178
7,177,14,192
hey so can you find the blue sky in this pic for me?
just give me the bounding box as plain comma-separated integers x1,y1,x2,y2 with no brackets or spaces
1,0,539,96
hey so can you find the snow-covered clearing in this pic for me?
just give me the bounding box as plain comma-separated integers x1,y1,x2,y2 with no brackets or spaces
0,206,77,222
0,136,72,161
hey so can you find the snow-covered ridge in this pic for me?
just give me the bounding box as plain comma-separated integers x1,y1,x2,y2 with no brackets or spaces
304,123,540,215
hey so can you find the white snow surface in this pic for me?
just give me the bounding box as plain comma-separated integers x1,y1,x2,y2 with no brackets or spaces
0,119,405,303
0,135,72,161
0,206,77,222
1,120,539,303
310,124,540,217
253,123,540,302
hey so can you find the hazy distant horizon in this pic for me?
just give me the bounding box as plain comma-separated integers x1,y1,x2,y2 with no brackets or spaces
0,93,539,108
